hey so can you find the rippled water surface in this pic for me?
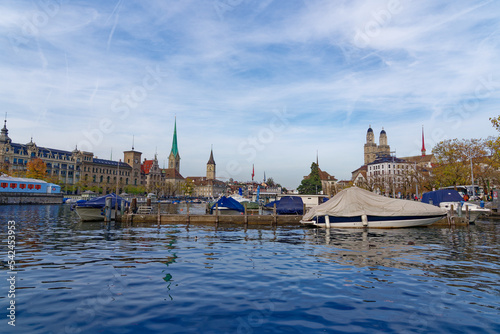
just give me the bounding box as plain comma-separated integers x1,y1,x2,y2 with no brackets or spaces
1,204,499,333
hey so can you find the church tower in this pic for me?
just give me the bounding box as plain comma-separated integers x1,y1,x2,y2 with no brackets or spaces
378,128,390,157
168,118,180,172
206,146,216,180
364,125,377,165
123,137,142,186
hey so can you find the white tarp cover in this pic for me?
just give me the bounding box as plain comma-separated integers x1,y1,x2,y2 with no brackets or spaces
303,187,446,221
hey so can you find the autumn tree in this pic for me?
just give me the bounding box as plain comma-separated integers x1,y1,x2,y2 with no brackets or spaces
432,138,486,189
26,158,46,180
181,178,195,197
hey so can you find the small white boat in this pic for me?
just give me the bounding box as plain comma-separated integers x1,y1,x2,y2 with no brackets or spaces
301,187,446,228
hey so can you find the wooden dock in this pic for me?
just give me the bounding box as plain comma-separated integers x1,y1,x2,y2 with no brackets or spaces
111,201,487,228
117,213,302,226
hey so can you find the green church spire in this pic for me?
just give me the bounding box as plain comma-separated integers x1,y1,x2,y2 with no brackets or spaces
168,117,181,172
170,117,179,157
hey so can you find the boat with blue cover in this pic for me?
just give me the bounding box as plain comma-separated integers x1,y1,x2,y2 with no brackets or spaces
210,196,245,215
265,196,304,215
75,193,129,221
421,189,490,223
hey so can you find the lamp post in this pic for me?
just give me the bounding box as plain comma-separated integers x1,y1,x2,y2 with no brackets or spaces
470,155,475,199
414,161,419,199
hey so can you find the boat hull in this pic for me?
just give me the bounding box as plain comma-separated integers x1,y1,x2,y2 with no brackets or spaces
301,214,446,228
440,202,490,223
75,207,116,222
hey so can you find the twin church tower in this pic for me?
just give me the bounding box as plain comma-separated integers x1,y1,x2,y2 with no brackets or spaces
364,125,391,165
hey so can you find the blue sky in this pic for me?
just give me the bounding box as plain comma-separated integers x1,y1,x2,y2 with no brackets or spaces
1,0,499,188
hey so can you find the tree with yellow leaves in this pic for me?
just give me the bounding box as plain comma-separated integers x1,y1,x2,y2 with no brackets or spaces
26,158,47,180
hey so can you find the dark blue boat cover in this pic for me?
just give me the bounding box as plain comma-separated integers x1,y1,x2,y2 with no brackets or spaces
211,196,245,213
76,193,129,209
422,189,464,206
276,196,304,215
265,200,279,208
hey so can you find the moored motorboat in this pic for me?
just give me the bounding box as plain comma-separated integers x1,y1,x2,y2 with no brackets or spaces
75,193,129,221
210,196,245,215
301,187,446,228
421,189,490,223
268,196,304,215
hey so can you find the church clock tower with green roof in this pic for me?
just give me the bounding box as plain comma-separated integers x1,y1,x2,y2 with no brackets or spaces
168,118,181,172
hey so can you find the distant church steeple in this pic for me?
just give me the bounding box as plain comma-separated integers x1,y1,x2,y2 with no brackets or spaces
168,118,181,172
206,145,216,180
421,125,426,156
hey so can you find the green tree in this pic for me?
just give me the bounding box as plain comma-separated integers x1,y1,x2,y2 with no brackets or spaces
266,178,276,187
297,162,322,194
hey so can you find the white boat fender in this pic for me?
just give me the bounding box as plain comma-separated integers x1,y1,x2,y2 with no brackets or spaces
362,214,368,227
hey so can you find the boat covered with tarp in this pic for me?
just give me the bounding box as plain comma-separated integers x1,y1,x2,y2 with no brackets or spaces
75,193,129,221
421,189,464,205
301,187,446,228
210,196,245,214
275,196,304,215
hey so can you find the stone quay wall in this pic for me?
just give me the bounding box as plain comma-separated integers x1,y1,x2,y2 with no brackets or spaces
0,193,64,205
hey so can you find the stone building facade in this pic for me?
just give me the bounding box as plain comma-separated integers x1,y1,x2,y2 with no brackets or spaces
0,120,132,194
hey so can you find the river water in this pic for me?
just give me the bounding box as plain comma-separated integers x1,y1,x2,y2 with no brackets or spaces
1,204,499,333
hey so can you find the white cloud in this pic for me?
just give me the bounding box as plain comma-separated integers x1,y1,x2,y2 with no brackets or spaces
1,0,499,188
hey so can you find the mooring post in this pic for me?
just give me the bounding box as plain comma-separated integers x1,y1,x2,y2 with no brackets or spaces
450,204,454,226
186,201,191,227
157,202,161,227
244,202,248,225
465,205,470,225
115,196,118,221
131,198,137,213
273,203,277,227
215,203,219,226
105,197,112,222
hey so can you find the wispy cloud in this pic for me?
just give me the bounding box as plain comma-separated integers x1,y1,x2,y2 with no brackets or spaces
0,0,499,187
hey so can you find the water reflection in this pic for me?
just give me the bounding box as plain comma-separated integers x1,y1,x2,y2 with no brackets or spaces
1,205,499,334
305,223,500,286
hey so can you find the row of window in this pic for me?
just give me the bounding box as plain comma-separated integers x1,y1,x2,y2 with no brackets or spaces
82,166,130,176
369,164,411,170
1,182,42,190
85,174,130,185
369,169,411,176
